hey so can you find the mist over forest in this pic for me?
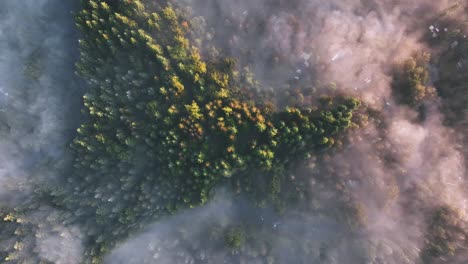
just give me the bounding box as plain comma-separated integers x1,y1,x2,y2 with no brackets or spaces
0,1,467,264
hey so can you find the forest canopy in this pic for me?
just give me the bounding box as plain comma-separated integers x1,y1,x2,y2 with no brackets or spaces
65,0,360,260
1,0,467,263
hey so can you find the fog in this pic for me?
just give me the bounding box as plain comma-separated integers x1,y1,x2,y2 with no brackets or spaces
107,1,468,263
0,0,467,263
0,0,83,263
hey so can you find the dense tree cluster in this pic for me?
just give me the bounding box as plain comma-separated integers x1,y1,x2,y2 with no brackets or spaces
392,52,437,107
422,206,468,261
224,226,246,251
0,207,49,263
66,0,360,260
0,199,81,264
